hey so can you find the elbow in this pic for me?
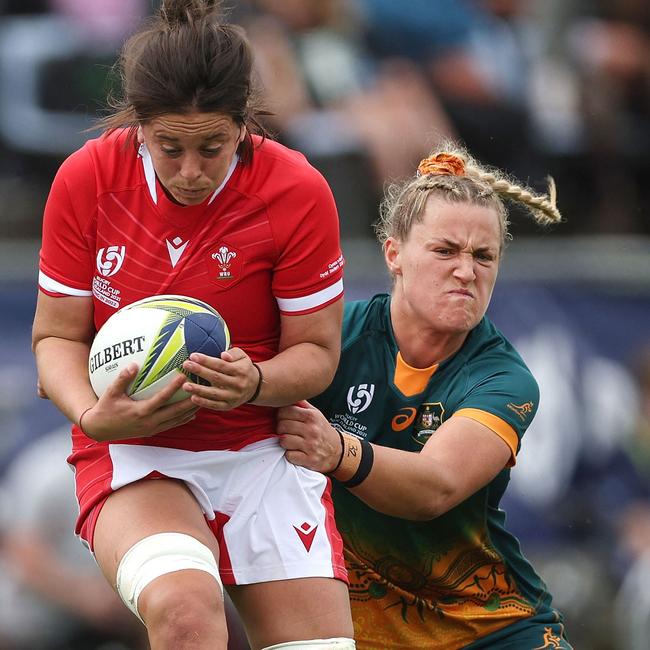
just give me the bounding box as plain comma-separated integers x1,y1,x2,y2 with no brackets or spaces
355,481,457,521
407,484,458,521
361,458,461,521
31,318,55,354
408,503,446,522
323,343,341,382
31,330,46,354
307,349,340,396
316,362,338,395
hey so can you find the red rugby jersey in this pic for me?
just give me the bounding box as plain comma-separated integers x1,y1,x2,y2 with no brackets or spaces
39,130,345,451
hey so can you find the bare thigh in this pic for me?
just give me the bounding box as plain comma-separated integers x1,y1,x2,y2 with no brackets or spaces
93,478,229,649
96,479,225,620
93,478,220,584
228,577,353,650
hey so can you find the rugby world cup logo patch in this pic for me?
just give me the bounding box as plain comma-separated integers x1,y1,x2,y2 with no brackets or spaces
347,384,374,414
96,245,126,277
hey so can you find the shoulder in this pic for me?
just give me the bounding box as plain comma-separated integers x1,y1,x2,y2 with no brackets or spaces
342,294,391,347
57,128,136,178
465,318,534,372
456,318,540,427
466,320,537,387
343,294,389,325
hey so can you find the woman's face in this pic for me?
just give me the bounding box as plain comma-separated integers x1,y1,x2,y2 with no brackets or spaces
385,197,502,335
138,112,244,206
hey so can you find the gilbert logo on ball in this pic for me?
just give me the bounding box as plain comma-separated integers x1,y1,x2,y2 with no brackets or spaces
88,295,230,403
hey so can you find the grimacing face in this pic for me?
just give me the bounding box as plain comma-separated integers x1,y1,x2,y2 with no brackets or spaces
385,197,501,336
138,112,244,206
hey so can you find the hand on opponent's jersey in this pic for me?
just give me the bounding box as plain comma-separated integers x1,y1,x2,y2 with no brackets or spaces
277,401,342,473
79,364,198,441
181,347,261,410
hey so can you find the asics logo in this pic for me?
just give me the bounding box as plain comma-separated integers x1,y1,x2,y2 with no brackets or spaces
347,384,374,414
391,407,417,431
96,246,125,277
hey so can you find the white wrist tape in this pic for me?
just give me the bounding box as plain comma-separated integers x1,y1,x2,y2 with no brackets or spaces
262,639,356,649
116,532,223,623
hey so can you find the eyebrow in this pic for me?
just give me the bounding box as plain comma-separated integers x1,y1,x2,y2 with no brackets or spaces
155,132,227,143
429,238,497,253
427,237,460,248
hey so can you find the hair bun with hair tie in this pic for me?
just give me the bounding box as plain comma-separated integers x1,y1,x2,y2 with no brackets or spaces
417,153,465,178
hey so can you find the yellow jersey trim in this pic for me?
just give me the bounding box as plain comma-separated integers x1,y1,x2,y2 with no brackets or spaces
393,352,439,397
454,408,518,467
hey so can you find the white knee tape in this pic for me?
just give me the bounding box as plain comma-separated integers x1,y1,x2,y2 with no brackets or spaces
262,639,355,649
116,532,223,622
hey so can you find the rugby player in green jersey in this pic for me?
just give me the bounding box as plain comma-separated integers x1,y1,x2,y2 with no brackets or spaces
278,145,573,649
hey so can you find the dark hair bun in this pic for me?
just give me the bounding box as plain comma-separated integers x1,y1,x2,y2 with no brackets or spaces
160,0,223,25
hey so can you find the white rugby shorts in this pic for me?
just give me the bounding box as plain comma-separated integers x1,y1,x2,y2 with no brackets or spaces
70,438,347,585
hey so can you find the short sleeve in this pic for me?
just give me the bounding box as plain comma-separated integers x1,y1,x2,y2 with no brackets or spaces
38,145,97,296
270,167,344,315
453,353,540,465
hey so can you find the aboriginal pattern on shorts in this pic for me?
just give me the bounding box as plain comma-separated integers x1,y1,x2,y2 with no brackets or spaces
465,611,573,649
345,547,538,650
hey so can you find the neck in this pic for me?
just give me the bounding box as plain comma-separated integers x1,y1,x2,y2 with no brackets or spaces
390,297,469,368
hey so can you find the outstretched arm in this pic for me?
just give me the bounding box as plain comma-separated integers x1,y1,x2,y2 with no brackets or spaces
278,401,511,520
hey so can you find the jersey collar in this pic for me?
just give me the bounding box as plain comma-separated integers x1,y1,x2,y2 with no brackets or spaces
138,142,239,206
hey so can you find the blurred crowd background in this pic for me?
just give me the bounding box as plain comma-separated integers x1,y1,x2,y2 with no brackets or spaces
0,1,648,649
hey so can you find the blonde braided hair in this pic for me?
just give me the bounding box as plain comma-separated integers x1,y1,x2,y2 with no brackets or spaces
375,143,562,249
466,166,560,228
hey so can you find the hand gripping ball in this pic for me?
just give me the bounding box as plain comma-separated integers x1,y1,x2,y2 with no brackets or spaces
88,295,230,403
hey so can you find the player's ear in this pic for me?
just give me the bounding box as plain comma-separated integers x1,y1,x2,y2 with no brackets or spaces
136,125,145,144
384,238,402,276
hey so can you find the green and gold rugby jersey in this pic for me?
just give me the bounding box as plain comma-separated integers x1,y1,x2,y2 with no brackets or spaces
313,294,561,650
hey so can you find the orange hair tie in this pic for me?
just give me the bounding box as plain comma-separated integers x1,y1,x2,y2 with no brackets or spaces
417,153,465,177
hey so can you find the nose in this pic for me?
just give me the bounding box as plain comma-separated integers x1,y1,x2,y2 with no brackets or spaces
179,153,203,181
453,253,476,283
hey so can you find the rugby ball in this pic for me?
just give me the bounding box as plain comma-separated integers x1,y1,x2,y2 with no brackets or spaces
88,295,230,403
